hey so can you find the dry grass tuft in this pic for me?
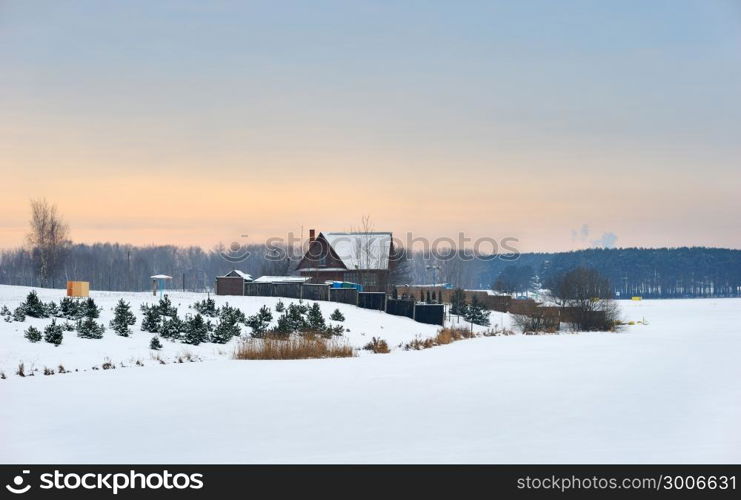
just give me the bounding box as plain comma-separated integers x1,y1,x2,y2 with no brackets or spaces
234,336,355,360
402,337,435,350
435,327,474,344
150,352,166,365
403,328,479,351
482,326,516,336
363,337,390,354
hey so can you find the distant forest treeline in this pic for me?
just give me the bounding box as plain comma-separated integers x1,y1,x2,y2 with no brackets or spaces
0,243,292,292
0,244,739,298
480,247,741,298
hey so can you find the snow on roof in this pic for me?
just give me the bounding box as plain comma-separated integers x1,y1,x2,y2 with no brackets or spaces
400,283,451,288
299,267,346,272
321,232,392,271
223,270,253,280
150,274,173,280
254,276,311,283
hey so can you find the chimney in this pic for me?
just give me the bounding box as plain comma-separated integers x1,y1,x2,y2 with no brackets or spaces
309,229,316,242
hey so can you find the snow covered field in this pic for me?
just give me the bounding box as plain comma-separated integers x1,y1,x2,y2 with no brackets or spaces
1,285,739,463
0,285,460,373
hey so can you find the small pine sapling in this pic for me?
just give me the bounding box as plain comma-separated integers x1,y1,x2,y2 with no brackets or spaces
22,290,48,318
246,305,273,338
44,320,64,346
159,316,183,340
140,306,161,333
150,336,163,350
45,301,60,317
463,295,491,327
450,288,467,316
59,297,80,319
24,326,42,343
286,303,308,332
330,309,345,322
81,297,101,318
183,313,210,345
157,295,178,318
12,306,26,322
211,319,240,344
307,302,326,331
193,297,218,317
219,303,246,324
110,299,137,336
77,317,105,339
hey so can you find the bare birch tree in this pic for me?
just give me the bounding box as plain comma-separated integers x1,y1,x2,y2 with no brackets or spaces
27,198,70,287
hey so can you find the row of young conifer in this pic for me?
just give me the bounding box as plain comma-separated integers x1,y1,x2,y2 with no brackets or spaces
14,291,346,348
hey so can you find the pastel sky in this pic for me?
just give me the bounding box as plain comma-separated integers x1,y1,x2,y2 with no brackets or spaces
1,0,740,252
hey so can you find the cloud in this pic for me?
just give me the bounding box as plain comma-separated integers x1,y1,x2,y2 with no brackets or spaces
591,232,618,249
571,224,590,242
572,224,618,249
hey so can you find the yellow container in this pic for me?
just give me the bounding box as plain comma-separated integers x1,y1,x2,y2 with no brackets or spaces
66,281,90,297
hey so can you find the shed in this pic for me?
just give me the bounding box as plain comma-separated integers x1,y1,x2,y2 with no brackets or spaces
66,281,90,297
215,269,253,296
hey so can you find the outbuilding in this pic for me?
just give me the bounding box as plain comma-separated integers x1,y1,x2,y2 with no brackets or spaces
215,270,254,296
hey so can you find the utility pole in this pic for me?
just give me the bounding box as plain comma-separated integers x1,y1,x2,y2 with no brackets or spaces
127,249,131,291
426,264,441,286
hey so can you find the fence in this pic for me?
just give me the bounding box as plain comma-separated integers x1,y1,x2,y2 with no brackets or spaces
302,284,329,301
273,283,302,299
216,279,446,326
414,304,445,326
358,292,386,311
559,307,606,326
508,298,540,315
329,287,358,305
393,286,615,329
386,298,415,319
243,282,275,297
394,286,512,313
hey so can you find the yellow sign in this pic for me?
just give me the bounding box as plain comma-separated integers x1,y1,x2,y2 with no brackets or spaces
631,296,642,301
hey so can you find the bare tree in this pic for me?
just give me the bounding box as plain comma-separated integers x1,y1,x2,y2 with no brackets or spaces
26,198,70,287
547,267,620,331
347,215,382,289
355,214,379,271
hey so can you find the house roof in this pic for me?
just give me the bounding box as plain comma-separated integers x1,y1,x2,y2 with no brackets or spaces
222,270,253,281
254,276,311,283
321,232,392,271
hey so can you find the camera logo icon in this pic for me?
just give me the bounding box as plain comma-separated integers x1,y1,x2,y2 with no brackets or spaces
5,470,31,494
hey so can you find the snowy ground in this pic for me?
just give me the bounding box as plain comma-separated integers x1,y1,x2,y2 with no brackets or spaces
0,285,470,374
1,285,739,463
